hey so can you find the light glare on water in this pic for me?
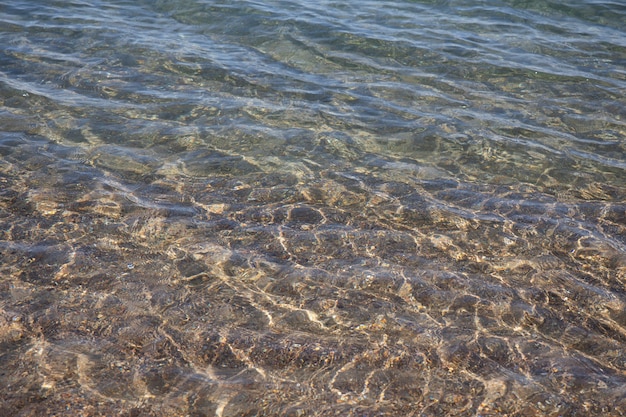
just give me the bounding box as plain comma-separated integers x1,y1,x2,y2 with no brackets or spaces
1,0,625,416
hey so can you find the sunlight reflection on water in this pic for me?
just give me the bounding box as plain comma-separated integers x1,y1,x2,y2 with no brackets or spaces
1,0,625,415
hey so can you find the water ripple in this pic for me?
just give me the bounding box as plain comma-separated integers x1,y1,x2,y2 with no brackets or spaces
1,0,625,415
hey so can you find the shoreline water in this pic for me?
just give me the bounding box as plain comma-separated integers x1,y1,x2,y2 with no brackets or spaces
1,1,625,415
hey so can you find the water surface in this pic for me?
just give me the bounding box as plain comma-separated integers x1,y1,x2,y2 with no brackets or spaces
1,1,626,416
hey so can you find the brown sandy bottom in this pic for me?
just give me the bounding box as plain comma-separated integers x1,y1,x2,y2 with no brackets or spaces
1,138,626,417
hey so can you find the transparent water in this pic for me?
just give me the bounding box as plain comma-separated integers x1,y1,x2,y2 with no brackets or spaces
1,1,625,415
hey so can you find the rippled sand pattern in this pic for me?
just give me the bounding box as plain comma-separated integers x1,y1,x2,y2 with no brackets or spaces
1,133,626,416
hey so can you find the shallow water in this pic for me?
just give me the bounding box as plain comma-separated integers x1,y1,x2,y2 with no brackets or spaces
1,1,626,416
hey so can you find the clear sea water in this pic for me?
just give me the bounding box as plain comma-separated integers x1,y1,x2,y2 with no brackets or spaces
1,1,625,416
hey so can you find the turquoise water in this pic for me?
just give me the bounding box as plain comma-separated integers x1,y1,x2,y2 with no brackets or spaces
1,1,625,416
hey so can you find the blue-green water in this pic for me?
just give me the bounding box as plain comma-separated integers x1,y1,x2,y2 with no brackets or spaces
1,1,625,416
